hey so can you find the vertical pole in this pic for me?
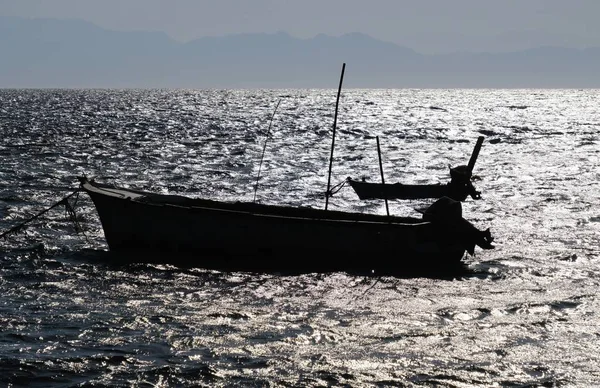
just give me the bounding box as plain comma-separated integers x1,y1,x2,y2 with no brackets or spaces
325,63,346,210
376,136,390,216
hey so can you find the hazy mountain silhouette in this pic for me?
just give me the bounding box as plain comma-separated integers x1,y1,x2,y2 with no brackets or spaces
1,16,599,88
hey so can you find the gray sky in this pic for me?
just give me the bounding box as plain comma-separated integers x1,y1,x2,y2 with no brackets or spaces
1,0,599,53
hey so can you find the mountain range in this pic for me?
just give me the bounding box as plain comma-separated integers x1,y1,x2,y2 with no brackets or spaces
1,16,599,88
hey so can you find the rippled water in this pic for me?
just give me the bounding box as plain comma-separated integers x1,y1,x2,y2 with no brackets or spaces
1,88,600,386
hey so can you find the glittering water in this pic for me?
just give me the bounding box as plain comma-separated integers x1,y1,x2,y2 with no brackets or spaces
1,88,600,386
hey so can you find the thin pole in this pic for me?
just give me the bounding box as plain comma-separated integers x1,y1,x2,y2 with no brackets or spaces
325,62,346,210
376,136,390,216
253,99,282,203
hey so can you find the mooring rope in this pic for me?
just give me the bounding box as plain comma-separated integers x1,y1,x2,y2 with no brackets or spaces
63,190,92,244
0,189,82,240
326,178,348,198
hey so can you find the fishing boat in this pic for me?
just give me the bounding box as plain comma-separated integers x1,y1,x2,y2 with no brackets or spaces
79,177,494,276
77,64,494,276
347,136,485,201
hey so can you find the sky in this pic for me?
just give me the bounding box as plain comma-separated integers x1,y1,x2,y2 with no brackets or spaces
1,0,599,54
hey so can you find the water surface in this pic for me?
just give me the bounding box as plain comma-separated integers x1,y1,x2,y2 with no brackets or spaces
1,88,599,386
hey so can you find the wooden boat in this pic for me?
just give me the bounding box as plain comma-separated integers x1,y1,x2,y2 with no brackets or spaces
79,177,494,276
77,65,493,276
348,137,485,201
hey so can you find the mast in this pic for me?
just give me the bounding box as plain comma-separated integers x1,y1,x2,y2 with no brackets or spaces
325,62,346,210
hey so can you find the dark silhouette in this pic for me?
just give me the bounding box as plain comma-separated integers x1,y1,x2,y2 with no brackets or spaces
79,177,494,276
419,196,494,255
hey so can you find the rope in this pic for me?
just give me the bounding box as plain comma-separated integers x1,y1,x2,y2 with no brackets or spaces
63,190,92,244
253,99,282,203
326,178,348,198
0,189,82,240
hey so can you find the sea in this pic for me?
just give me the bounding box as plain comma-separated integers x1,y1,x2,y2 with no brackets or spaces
0,88,599,387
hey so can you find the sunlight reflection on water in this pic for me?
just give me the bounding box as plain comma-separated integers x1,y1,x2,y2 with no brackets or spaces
1,88,600,385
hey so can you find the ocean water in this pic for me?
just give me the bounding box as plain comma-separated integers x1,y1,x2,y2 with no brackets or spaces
0,87,599,387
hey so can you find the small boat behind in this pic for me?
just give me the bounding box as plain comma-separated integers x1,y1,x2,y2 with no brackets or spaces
348,136,485,202
347,164,481,201
79,177,494,276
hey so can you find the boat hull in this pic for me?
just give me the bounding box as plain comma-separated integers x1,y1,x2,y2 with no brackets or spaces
347,179,471,201
81,179,472,275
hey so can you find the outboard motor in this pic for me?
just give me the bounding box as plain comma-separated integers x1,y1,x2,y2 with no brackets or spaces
422,196,494,254
448,165,481,200
421,196,463,223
